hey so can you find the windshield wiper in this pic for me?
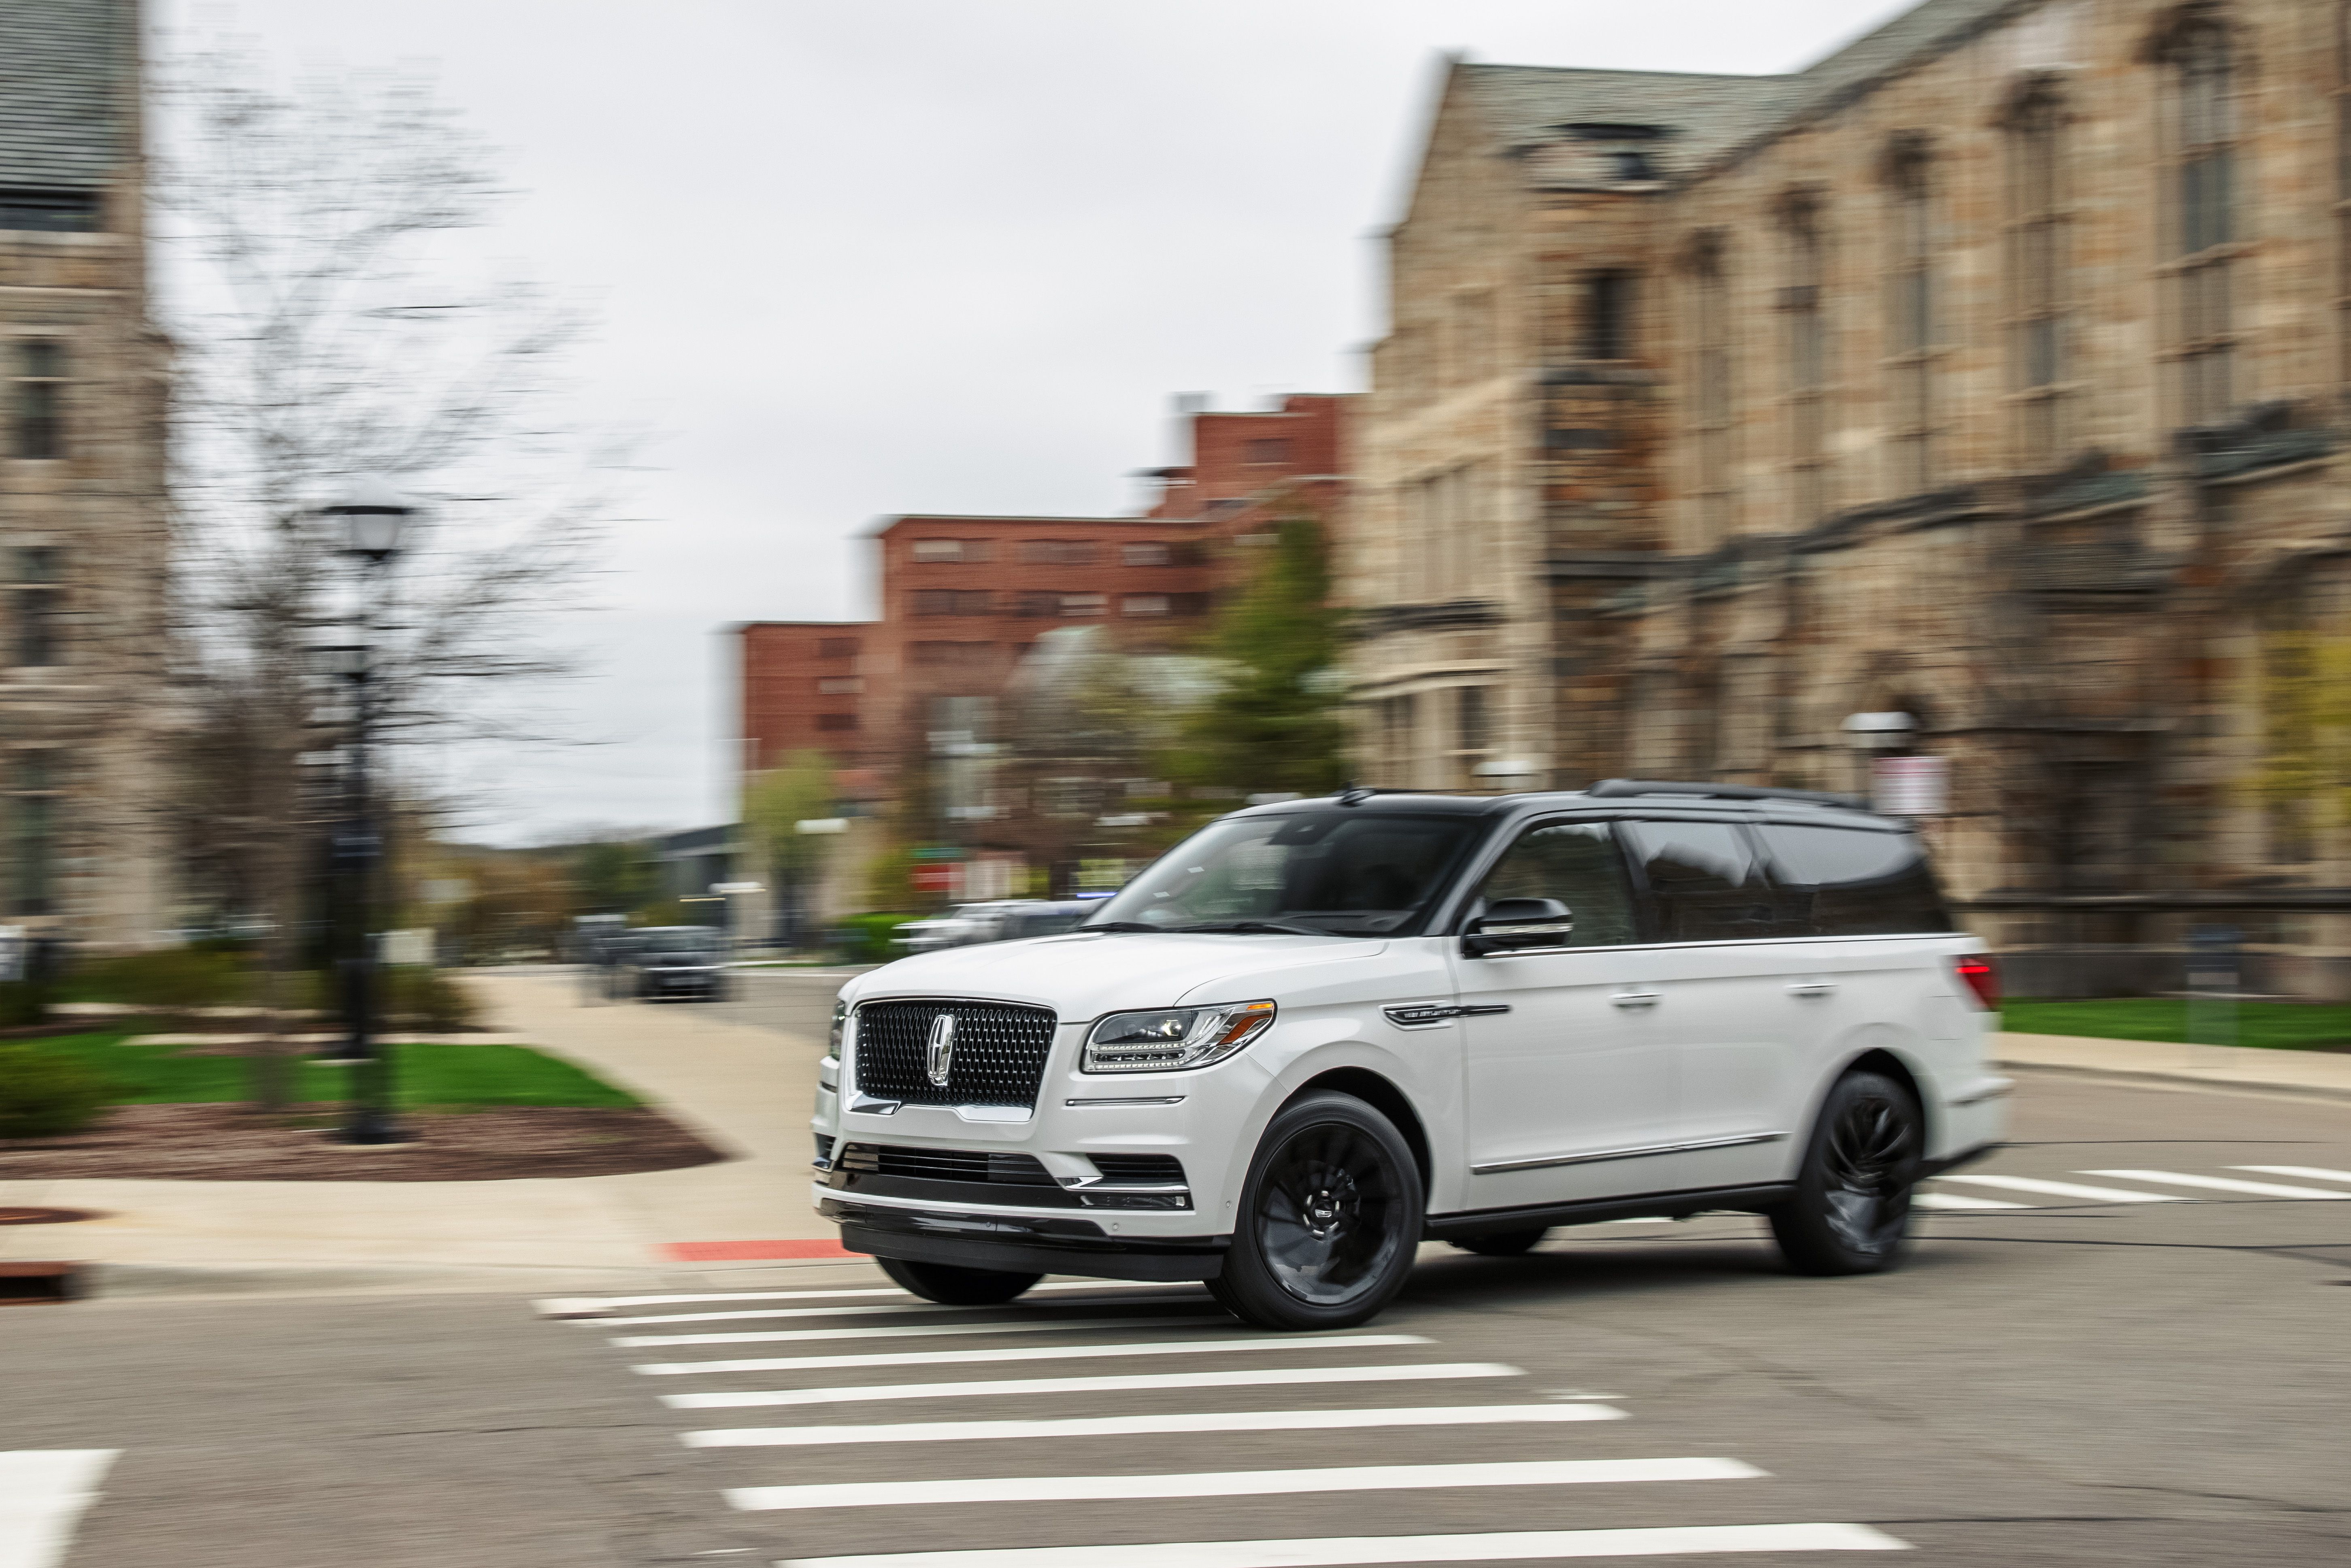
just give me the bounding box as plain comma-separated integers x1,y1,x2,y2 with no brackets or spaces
1076,921,1168,934
1170,921,1327,936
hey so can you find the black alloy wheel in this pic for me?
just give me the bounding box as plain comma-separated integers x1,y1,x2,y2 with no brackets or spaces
1449,1228,1550,1257
877,1256,1041,1306
1769,1068,1922,1276
1211,1091,1421,1330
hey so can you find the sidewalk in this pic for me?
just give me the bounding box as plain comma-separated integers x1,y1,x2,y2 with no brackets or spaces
0,974,873,1298
1996,1030,2351,1102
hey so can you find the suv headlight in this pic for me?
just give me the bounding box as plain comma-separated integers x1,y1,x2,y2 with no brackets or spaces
830,999,847,1053
1083,1000,1276,1073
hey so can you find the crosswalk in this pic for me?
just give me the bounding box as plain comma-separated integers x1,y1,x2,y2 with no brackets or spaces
540,1281,1908,1564
1922,1162,2351,1210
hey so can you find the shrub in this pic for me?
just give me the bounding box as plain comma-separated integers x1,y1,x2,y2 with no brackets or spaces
382,966,479,1031
0,1044,116,1138
832,913,919,964
72,949,249,1011
0,979,50,1028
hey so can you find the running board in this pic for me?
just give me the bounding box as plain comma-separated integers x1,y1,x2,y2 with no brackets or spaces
1422,1183,1798,1241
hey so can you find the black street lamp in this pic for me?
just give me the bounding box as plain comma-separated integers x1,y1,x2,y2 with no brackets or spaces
317,477,415,1145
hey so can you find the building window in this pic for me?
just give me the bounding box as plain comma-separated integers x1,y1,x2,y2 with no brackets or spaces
1121,595,1169,617
1378,694,1418,786
1013,590,1059,618
815,713,858,732
11,752,56,917
11,341,65,461
1451,686,1493,787
0,189,100,233
1121,542,1171,566
1883,135,1938,493
1244,437,1291,465
911,589,991,617
816,636,859,660
1779,191,1830,524
14,548,60,668
911,538,990,564
1411,464,1481,601
1581,270,1636,361
1018,538,1100,565
2007,80,2070,464
2166,15,2237,426
1688,232,1734,547
1058,593,1106,617
912,640,993,666
1170,592,1209,616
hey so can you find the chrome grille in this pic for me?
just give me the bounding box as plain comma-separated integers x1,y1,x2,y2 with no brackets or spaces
853,999,1057,1108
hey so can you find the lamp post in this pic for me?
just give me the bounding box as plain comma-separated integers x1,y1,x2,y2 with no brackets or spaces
318,477,415,1145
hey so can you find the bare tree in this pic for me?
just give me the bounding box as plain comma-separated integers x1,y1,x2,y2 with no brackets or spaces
157,44,623,1098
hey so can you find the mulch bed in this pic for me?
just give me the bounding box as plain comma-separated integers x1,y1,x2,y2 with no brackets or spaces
0,1103,730,1182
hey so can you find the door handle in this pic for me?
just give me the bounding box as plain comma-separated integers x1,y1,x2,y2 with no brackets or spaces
1785,981,1838,998
1611,989,1661,1010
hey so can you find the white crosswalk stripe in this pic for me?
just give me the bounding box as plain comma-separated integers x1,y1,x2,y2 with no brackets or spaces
610,1312,1219,1348
539,1279,1196,1318
632,1332,1432,1376
1933,1174,2182,1203
2080,1169,2351,1200
683,1402,1623,1447
660,1361,1523,1410
776,1521,1914,1568
1912,1190,2028,1210
2229,1165,2351,1186
0,1451,118,1568
724,1455,1765,1511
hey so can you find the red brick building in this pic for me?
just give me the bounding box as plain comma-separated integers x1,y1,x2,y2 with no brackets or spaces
734,393,1352,827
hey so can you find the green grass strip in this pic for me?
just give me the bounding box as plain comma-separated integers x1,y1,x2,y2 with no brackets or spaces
2001,998,2351,1052
14,1030,643,1109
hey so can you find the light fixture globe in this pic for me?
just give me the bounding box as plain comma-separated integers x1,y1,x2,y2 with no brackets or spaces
320,476,416,560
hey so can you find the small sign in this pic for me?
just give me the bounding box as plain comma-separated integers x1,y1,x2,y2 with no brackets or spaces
1870,755,1948,817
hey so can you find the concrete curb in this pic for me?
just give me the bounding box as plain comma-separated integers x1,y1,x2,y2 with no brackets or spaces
1995,1057,2351,1104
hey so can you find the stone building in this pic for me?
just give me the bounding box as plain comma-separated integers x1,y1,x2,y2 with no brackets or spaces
0,0,170,952
1344,0,2351,993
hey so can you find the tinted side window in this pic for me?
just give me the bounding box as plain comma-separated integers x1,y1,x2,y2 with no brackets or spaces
1475,821,1638,946
1620,819,1777,942
1752,823,1952,936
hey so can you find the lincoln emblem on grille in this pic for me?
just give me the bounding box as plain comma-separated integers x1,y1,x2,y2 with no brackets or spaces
924,1012,957,1087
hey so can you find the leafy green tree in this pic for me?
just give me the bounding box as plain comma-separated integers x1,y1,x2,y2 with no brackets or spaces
572,838,657,915
1173,514,1348,796
743,751,839,943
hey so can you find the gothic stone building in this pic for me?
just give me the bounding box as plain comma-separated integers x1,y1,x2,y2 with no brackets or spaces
0,0,170,951
1343,0,2351,994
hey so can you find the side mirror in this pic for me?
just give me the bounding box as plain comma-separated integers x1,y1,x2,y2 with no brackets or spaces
1463,896,1575,957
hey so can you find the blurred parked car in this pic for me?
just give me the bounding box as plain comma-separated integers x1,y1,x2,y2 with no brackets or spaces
624,925,731,1002
892,900,1092,955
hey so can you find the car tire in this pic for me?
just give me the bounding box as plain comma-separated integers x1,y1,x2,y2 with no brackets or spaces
1209,1091,1422,1331
1769,1069,1922,1277
1449,1228,1549,1257
877,1256,1042,1306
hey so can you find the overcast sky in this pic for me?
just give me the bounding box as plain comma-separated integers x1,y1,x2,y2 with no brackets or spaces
155,0,1915,845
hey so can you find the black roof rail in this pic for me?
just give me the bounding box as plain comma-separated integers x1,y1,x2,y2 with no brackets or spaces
1585,778,1867,810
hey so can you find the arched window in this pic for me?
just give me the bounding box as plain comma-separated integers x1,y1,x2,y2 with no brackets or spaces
1778,190,1830,523
1883,135,1938,493
1688,232,1734,547
2164,13,2237,425
2006,79,2070,464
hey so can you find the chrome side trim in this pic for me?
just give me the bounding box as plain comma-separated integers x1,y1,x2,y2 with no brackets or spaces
1471,1130,1790,1176
1065,1096,1187,1107
1383,1003,1512,1029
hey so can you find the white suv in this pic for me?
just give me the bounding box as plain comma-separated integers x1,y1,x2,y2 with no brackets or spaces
813,781,2008,1330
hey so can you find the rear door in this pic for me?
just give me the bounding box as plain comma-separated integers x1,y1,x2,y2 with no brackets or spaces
1447,818,1672,1209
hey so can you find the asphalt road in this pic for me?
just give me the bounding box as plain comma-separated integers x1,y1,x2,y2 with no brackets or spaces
7,1070,2349,1567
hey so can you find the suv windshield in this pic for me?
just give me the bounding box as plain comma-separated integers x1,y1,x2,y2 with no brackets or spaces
1081,810,1481,937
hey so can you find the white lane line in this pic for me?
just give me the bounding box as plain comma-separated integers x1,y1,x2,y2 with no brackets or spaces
2232,1165,2351,1185
1934,1174,2182,1204
2081,1169,2351,1200
538,1280,1194,1317
613,1313,1219,1348
598,1299,1208,1328
634,1332,1431,1377
661,1361,1521,1410
728,1456,1762,1511
779,1521,1911,1568
0,1451,119,1568
1911,1191,2030,1211
685,1402,1622,1448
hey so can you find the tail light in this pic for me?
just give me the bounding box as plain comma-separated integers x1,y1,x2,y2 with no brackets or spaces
1951,954,1999,1011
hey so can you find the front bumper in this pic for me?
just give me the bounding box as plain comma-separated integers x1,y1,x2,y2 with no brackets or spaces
822,1194,1228,1281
